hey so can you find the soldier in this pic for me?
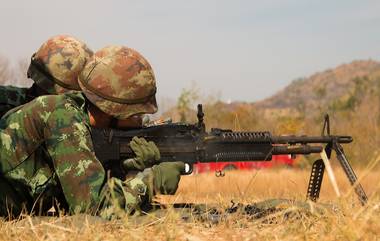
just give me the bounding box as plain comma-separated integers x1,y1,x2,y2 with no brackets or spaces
0,34,93,117
0,45,183,219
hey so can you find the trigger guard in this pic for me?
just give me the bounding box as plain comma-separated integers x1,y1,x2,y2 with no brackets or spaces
183,163,193,175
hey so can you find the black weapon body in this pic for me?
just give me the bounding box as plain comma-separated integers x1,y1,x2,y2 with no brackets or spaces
91,123,351,178
91,104,367,205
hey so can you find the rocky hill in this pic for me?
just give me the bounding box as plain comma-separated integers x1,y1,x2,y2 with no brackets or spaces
165,59,380,125
255,60,380,115
163,59,380,165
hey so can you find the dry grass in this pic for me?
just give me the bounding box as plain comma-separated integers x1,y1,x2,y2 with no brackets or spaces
1,166,380,241
168,167,380,203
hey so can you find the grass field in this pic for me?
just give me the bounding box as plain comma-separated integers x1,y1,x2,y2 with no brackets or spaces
1,166,379,241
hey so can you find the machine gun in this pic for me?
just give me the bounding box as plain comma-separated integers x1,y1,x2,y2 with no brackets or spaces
92,104,368,205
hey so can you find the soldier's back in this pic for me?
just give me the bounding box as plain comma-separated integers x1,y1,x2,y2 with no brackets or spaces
0,91,91,216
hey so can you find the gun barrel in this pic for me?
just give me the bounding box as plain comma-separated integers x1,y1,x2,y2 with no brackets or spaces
272,145,323,155
271,135,352,144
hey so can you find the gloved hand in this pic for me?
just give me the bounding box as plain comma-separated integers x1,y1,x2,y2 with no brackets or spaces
122,137,160,171
151,162,185,195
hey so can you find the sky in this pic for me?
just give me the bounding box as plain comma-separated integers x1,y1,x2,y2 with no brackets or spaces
0,0,379,103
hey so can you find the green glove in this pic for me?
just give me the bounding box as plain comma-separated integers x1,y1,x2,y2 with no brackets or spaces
122,137,160,171
151,162,185,195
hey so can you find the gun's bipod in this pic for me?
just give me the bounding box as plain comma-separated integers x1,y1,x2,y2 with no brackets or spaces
306,114,368,205
306,159,325,202
333,141,368,205
306,143,332,202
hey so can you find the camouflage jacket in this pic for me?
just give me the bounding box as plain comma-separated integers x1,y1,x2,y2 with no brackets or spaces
0,85,35,118
0,92,147,217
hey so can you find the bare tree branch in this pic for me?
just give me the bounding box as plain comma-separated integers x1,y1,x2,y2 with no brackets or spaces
13,58,32,87
0,55,11,85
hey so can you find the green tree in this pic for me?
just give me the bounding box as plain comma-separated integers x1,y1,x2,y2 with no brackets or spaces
177,83,199,122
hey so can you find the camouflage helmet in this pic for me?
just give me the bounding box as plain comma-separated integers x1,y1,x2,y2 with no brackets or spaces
27,35,93,94
78,45,158,120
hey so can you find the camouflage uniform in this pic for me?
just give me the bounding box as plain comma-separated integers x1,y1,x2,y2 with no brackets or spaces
0,92,149,217
0,45,161,219
0,35,93,118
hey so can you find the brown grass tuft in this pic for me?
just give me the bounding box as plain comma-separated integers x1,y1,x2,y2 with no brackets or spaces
1,166,379,241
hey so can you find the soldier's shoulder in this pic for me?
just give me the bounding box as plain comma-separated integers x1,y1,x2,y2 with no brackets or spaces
15,91,87,121
33,91,86,109
19,92,88,125
62,91,87,107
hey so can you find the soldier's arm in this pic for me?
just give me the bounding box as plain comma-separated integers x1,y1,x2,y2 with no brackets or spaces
44,105,105,213
44,101,150,215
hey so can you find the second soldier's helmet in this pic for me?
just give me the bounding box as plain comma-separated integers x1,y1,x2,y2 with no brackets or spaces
27,35,93,94
78,45,158,120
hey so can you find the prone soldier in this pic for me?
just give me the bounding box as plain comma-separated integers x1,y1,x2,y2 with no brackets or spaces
0,45,183,219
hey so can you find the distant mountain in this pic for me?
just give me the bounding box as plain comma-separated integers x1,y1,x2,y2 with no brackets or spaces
160,59,380,165
163,59,380,122
255,60,380,114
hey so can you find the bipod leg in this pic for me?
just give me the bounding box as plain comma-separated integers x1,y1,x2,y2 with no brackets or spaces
306,159,325,202
321,149,342,198
306,114,333,202
306,144,332,202
333,142,368,205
